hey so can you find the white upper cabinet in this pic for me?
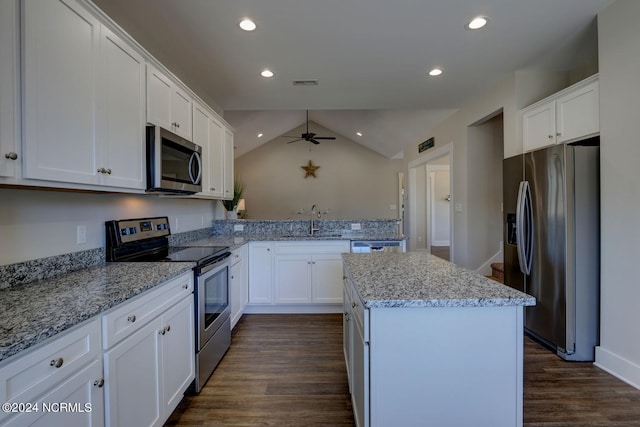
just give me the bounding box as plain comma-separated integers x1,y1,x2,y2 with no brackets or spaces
521,75,599,153
0,0,19,179
22,0,101,185
97,25,146,189
22,0,146,190
147,65,192,141
223,127,234,200
208,117,226,199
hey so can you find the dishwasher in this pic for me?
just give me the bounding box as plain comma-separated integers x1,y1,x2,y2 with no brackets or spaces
350,240,405,253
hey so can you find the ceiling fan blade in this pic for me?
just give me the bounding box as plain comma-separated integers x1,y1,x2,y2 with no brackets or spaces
283,135,302,138
287,138,303,144
310,139,321,145
312,136,336,140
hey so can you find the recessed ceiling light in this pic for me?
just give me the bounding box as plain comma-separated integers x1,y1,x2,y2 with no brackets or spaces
356,132,363,137
261,69,274,78
257,133,263,138
428,68,443,77
239,18,256,31
466,16,489,30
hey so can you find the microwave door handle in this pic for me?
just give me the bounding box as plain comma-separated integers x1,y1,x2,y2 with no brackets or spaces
194,151,202,184
188,152,202,185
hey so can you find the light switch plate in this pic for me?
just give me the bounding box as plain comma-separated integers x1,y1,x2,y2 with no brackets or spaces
351,223,362,230
76,225,86,244
455,203,463,213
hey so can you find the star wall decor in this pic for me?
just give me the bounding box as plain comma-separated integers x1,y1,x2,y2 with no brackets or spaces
301,160,320,178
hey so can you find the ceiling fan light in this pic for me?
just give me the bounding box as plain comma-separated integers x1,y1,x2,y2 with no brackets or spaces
261,69,274,78
239,18,256,31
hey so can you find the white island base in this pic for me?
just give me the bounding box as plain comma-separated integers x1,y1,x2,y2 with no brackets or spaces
366,306,523,427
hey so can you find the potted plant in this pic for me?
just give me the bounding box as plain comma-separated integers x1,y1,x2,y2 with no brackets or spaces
221,179,245,219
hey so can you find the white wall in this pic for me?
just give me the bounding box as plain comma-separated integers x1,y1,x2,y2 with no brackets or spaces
466,114,504,269
594,0,640,388
0,188,222,265
235,122,403,220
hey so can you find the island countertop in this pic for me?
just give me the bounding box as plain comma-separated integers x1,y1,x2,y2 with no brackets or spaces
342,252,535,308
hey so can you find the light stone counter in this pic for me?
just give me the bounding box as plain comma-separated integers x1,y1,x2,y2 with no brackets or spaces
0,262,194,362
342,252,535,308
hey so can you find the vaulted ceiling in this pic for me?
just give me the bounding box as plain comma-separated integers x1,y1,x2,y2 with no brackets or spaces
93,0,613,158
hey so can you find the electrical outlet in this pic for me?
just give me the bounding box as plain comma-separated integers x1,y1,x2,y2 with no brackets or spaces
455,203,463,213
174,218,179,231
76,225,86,245
234,224,244,232
351,223,362,231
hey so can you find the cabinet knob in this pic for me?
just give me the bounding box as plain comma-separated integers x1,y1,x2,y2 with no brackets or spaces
166,325,171,333
4,152,17,160
182,283,189,289
127,315,136,323
50,358,64,368
548,135,554,139
106,168,112,175
97,167,104,173
556,133,562,136
93,379,104,388
351,302,357,308
211,188,215,191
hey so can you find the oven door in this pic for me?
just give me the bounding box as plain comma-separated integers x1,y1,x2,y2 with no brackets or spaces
197,254,231,349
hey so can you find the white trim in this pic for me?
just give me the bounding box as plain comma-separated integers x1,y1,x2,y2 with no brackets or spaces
595,346,640,391
426,164,450,249
244,304,343,314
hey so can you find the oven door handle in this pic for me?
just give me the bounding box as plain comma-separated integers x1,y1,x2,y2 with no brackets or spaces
200,252,231,275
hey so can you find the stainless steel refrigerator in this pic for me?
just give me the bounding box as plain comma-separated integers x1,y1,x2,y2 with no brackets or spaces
503,141,600,361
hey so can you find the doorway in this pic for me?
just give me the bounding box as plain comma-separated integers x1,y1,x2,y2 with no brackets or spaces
408,143,453,262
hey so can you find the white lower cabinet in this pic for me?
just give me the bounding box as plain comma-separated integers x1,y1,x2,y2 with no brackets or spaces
248,242,274,304
230,244,249,329
0,319,104,427
103,272,194,427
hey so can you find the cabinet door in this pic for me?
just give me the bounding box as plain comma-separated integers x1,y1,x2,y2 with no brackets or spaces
193,102,213,197
0,0,19,179
522,101,556,153
230,258,244,328
248,242,273,304
311,254,345,304
275,255,312,303
104,318,162,427
171,86,192,140
343,283,353,392
207,118,225,198
147,66,173,131
161,296,195,415
3,359,104,427
556,80,599,143
99,26,146,189
352,315,369,427
223,127,234,200
22,0,100,184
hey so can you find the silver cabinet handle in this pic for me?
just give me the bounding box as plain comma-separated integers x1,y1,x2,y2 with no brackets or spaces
106,168,112,175
127,315,136,323
50,358,64,368
4,152,17,160
556,133,562,136
166,325,170,333
159,328,166,335
548,135,553,139
94,379,104,388
211,188,216,191
97,167,104,173
351,302,357,308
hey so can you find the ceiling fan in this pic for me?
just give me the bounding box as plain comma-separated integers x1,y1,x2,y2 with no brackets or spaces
283,110,336,145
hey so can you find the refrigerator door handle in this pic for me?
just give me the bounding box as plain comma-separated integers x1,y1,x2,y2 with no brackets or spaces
516,181,533,275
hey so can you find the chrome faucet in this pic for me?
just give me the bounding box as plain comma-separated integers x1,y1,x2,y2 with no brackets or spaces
310,204,321,235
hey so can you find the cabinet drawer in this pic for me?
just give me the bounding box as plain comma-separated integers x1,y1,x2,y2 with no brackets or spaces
102,272,193,349
275,241,350,255
0,319,101,417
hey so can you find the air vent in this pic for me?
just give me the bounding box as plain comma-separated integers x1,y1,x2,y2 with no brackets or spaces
292,80,318,86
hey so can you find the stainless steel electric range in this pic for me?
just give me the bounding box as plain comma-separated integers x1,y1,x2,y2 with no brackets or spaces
106,216,230,393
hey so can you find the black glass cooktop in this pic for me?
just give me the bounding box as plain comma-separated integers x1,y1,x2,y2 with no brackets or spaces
166,246,229,263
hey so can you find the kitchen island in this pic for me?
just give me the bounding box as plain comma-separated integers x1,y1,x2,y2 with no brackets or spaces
342,252,535,427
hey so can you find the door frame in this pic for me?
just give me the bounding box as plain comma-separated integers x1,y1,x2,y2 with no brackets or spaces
408,143,454,261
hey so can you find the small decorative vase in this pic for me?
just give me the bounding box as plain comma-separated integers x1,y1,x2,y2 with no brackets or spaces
226,209,236,220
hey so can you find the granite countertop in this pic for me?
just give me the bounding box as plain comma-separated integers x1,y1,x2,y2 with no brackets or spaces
180,233,406,251
0,262,195,362
342,252,535,309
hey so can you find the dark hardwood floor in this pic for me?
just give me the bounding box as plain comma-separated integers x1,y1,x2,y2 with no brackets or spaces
166,314,640,426
430,245,450,261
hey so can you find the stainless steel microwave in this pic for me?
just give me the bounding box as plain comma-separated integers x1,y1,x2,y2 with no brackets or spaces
146,125,202,194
